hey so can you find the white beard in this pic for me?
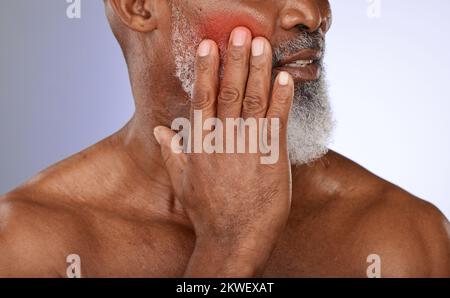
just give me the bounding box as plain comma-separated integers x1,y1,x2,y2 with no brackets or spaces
170,4,334,165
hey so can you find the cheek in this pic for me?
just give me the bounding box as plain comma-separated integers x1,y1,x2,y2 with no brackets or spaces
199,12,271,49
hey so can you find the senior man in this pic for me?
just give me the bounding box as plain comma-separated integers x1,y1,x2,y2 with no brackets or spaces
0,0,449,277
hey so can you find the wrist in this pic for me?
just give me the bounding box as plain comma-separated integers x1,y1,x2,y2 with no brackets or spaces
184,234,276,277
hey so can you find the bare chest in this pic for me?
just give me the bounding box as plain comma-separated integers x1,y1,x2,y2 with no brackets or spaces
73,213,365,278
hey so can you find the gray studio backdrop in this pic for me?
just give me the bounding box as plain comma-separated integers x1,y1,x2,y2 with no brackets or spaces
1,0,449,218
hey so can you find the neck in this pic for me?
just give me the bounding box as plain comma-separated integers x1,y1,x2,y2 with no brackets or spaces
109,82,191,222
120,77,190,181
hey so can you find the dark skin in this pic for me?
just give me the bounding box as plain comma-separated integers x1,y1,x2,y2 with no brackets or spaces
0,0,449,277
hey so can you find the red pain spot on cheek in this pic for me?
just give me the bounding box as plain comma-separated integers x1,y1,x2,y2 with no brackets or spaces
199,13,269,49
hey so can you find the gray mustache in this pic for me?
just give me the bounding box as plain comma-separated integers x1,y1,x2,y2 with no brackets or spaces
272,31,324,67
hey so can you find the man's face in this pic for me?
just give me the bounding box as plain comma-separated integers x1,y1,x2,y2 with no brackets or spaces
169,0,333,165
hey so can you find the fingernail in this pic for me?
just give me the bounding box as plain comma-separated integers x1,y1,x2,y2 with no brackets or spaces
279,71,290,86
231,28,247,47
153,126,162,144
198,40,211,57
252,38,265,57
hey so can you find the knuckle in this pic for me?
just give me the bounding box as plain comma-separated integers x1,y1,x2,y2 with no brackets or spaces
192,89,214,110
218,86,241,105
243,93,267,115
250,59,265,73
227,47,246,64
274,87,293,104
268,115,286,133
277,117,286,132
195,56,211,74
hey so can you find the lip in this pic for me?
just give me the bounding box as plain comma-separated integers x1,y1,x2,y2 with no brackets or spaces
273,48,323,82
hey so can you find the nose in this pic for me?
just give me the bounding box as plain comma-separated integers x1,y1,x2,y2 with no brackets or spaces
280,0,331,33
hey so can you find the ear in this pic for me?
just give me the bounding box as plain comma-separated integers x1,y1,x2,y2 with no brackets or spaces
109,0,157,33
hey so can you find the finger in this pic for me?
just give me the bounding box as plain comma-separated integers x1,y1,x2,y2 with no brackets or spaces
153,126,187,195
191,39,220,122
242,37,272,120
217,27,252,121
266,72,294,141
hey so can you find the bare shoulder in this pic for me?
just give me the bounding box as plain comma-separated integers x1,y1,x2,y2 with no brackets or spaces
354,188,450,277
327,152,450,277
0,188,90,277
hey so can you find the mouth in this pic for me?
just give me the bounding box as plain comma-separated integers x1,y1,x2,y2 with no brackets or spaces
273,48,323,82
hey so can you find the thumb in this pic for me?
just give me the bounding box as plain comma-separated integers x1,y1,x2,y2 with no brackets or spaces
153,126,186,193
